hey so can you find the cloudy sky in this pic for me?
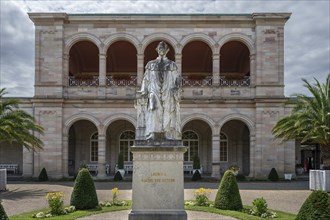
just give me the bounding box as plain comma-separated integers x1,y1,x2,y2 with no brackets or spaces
0,0,329,97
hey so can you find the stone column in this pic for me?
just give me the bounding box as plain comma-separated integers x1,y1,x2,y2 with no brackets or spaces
62,134,69,178
97,134,106,178
249,133,256,178
211,134,221,179
212,53,220,86
137,54,144,86
22,147,33,177
63,54,69,98
249,54,256,87
99,53,107,86
175,53,182,74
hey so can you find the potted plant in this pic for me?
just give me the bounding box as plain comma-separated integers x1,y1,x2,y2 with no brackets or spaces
295,164,304,175
192,154,202,174
116,153,125,178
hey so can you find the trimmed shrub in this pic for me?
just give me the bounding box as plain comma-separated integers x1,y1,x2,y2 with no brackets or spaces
0,201,9,220
70,168,99,210
191,169,202,181
193,154,201,169
117,153,124,169
38,167,49,181
214,170,243,211
79,162,88,170
113,171,123,181
296,190,330,220
268,168,279,181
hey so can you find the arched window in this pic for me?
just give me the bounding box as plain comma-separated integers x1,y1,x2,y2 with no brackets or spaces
220,132,228,162
90,132,98,162
119,130,135,162
183,131,199,162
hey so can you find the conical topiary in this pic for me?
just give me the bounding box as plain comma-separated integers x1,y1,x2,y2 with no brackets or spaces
191,169,202,181
268,168,279,181
193,154,201,169
214,170,243,211
38,167,49,181
296,190,330,220
113,171,123,181
0,201,9,220
70,168,99,210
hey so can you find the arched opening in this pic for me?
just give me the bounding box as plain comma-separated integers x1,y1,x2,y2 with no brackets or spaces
106,120,135,174
144,40,175,67
0,142,23,176
69,41,99,86
182,41,212,86
182,119,212,174
220,119,250,176
220,41,250,86
68,119,98,176
106,41,137,86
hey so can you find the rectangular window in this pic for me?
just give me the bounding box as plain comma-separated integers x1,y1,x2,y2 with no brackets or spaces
91,142,98,162
220,141,228,162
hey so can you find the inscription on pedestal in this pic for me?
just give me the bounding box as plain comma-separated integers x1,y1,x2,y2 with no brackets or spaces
129,146,187,220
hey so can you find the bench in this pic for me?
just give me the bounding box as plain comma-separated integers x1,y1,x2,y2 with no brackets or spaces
183,164,194,174
87,164,98,175
0,164,19,174
115,163,133,174
87,164,111,175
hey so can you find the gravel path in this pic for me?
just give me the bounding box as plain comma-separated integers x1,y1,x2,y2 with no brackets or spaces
0,180,311,219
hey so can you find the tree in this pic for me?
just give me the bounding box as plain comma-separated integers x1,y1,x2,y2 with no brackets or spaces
272,74,330,169
0,88,44,151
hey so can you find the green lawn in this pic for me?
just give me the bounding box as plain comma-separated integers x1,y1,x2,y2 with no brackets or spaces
10,202,296,220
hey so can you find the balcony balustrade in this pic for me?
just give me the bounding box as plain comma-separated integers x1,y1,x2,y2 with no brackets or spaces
106,75,137,86
68,75,251,87
220,76,250,87
69,76,99,86
181,76,213,87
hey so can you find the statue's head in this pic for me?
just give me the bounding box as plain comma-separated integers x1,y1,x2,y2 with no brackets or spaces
156,41,169,56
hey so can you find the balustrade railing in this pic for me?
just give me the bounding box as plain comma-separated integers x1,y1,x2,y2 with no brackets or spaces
181,76,213,87
219,76,250,87
106,76,137,86
68,76,99,86
68,75,250,87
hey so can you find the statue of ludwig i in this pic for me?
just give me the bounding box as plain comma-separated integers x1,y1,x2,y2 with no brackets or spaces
137,41,181,141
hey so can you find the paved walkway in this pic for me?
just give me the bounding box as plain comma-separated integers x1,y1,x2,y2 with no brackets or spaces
0,181,311,219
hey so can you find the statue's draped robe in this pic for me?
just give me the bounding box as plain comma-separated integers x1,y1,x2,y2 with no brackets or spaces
140,57,181,140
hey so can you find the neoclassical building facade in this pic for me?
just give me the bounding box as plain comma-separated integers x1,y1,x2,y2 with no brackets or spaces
0,12,296,179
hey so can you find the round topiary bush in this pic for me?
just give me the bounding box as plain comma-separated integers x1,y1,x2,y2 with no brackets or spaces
268,168,279,181
38,167,49,181
0,201,9,220
214,170,243,211
191,169,202,181
296,190,330,220
70,168,99,210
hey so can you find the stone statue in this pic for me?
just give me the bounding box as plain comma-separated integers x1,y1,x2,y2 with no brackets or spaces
137,41,181,141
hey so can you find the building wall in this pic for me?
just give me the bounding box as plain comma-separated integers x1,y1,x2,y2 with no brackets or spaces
10,13,295,178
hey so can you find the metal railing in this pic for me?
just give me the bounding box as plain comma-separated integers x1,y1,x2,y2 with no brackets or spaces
181,76,213,87
106,76,137,86
68,76,99,86
219,76,250,87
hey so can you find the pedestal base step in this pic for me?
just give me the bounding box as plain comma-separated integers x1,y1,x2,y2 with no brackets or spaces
129,210,187,220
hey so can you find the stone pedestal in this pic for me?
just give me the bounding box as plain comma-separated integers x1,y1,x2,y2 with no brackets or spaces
129,142,187,220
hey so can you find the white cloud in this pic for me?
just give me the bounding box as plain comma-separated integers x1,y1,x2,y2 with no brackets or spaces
0,0,329,97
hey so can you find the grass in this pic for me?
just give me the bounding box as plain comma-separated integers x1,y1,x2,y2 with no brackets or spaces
185,205,296,220
10,202,131,220
10,201,296,220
